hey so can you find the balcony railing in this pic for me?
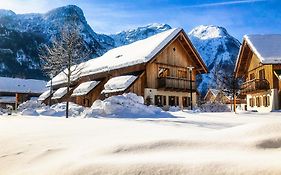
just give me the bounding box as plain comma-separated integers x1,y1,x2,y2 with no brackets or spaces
157,77,196,91
240,79,270,95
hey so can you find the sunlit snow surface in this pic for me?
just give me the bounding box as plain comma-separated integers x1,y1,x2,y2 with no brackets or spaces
1,110,281,175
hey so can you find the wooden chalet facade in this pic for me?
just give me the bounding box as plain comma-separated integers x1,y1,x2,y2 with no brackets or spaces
234,34,281,112
44,28,208,109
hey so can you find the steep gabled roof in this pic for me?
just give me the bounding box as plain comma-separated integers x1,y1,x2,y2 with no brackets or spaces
50,28,207,86
245,34,281,64
235,34,281,77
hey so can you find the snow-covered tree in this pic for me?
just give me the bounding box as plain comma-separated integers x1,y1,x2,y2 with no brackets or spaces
39,25,90,118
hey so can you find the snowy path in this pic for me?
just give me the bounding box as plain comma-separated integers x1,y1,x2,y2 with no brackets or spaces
0,112,281,175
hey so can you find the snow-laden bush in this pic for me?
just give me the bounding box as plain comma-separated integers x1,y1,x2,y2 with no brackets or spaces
200,102,231,112
50,102,85,117
83,93,168,118
21,108,39,116
169,106,181,112
18,100,85,117
18,100,45,112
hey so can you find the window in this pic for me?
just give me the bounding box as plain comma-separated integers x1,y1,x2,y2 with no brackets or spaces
83,98,90,107
263,95,270,107
259,69,265,80
155,95,167,107
182,97,191,107
158,67,170,77
256,97,261,107
267,96,270,106
249,98,255,107
169,96,176,106
178,70,187,79
263,96,270,107
155,95,163,107
250,73,255,80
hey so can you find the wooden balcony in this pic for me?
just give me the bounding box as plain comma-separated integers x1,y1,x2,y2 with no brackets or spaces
157,77,196,91
240,79,270,95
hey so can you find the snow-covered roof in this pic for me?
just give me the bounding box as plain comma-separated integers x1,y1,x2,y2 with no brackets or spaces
72,81,100,96
0,77,47,94
0,96,16,103
51,87,68,100
244,34,281,64
51,28,182,86
38,90,51,101
102,75,138,94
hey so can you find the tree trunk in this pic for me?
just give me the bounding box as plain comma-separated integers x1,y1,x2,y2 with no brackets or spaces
49,79,52,106
66,65,71,118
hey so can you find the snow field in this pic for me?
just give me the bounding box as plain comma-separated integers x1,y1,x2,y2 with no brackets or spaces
0,112,281,175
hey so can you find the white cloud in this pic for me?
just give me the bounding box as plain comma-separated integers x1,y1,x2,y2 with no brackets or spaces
183,0,267,8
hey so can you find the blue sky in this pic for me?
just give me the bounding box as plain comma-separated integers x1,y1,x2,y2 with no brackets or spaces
0,0,280,39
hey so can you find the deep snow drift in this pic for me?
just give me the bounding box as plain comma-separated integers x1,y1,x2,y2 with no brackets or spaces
1,112,281,175
18,93,172,118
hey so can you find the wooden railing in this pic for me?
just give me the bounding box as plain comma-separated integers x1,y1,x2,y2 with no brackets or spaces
157,77,196,91
240,79,270,95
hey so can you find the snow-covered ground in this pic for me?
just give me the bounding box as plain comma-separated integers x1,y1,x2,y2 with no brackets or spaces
0,111,281,175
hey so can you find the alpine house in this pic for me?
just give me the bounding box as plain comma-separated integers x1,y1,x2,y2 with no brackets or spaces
41,28,208,108
235,34,281,112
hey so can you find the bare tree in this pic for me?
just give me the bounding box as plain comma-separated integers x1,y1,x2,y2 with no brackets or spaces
220,73,242,113
39,26,90,118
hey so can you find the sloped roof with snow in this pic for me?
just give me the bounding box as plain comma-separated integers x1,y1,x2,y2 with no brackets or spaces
72,81,100,96
102,75,138,94
52,87,68,99
0,77,47,94
244,34,281,64
51,28,183,86
38,90,51,101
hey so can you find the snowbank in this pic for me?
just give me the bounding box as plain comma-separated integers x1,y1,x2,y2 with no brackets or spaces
200,102,231,112
18,100,45,112
83,93,171,118
18,100,85,117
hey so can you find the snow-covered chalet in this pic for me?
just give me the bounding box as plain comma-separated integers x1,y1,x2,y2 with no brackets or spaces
0,77,47,109
235,34,281,112
40,28,208,108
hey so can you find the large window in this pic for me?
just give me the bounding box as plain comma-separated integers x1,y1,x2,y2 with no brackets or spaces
169,96,179,106
263,95,270,107
158,67,170,77
155,95,167,107
259,69,265,80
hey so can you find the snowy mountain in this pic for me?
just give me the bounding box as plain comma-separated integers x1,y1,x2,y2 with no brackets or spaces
0,5,114,79
110,23,172,47
188,25,241,95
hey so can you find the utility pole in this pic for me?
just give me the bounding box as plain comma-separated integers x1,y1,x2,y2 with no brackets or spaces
187,66,194,110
